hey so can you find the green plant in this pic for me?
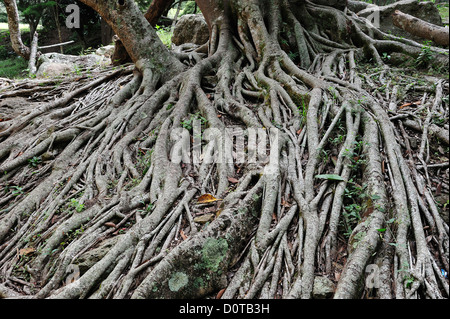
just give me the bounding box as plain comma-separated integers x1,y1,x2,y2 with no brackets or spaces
137,201,153,216
11,186,24,196
288,51,299,61
415,41,434,68
342,203,362,237
181,112,207,130
382,52,391,61
73,65,83,76
69,198,84,213
0,44,9,59
136,149,153,176
155,24,173,48
28,156,42,167
0,56,28,78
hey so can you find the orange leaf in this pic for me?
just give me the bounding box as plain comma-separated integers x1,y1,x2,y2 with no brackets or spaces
197,194,221,204
216,288,226,299
399,100,421,109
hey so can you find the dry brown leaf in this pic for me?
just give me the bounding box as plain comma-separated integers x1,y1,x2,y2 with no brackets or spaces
228,177,239,184
216,288,226,299
197,194,221,204
399,100,421,109
104,222,116,228
180,229,188,240
335,271,341,282
19,247,36,256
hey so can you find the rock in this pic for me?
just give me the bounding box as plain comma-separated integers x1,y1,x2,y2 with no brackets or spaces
95,45,115,59
357,0,443,42
171,14,209,46
36,52,109,78
36,62,73,78
313,276,335,299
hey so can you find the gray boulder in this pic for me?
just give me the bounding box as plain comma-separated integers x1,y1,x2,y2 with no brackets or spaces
95,45,115,59
36,52,109,78
36,62,74,78
171,14,209,46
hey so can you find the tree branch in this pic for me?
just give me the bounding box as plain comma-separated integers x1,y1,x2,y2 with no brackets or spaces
392,10,449,47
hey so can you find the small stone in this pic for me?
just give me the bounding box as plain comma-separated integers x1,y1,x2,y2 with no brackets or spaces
313,276,335,299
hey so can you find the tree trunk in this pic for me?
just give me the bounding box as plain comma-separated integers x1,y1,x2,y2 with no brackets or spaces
79,0,184,82
144,0,175,27
2,0,30,59
392,10,449,46
27,31,39,77
101,18,115,46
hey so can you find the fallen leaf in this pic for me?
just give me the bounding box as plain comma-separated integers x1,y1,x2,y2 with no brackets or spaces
216,288,226,299
104,222,116,228
197,194,221,204
335,271,341,282
194,213,215,224
315,174,345,181
399,100,421,109
19,247,36,256
228,177,239,184
180,229,187,240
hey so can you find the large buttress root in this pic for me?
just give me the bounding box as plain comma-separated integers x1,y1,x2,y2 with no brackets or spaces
0,0,448,299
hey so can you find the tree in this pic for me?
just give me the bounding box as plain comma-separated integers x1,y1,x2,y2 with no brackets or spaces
17,0,56,42
0,0,448,300
2,0,30,59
